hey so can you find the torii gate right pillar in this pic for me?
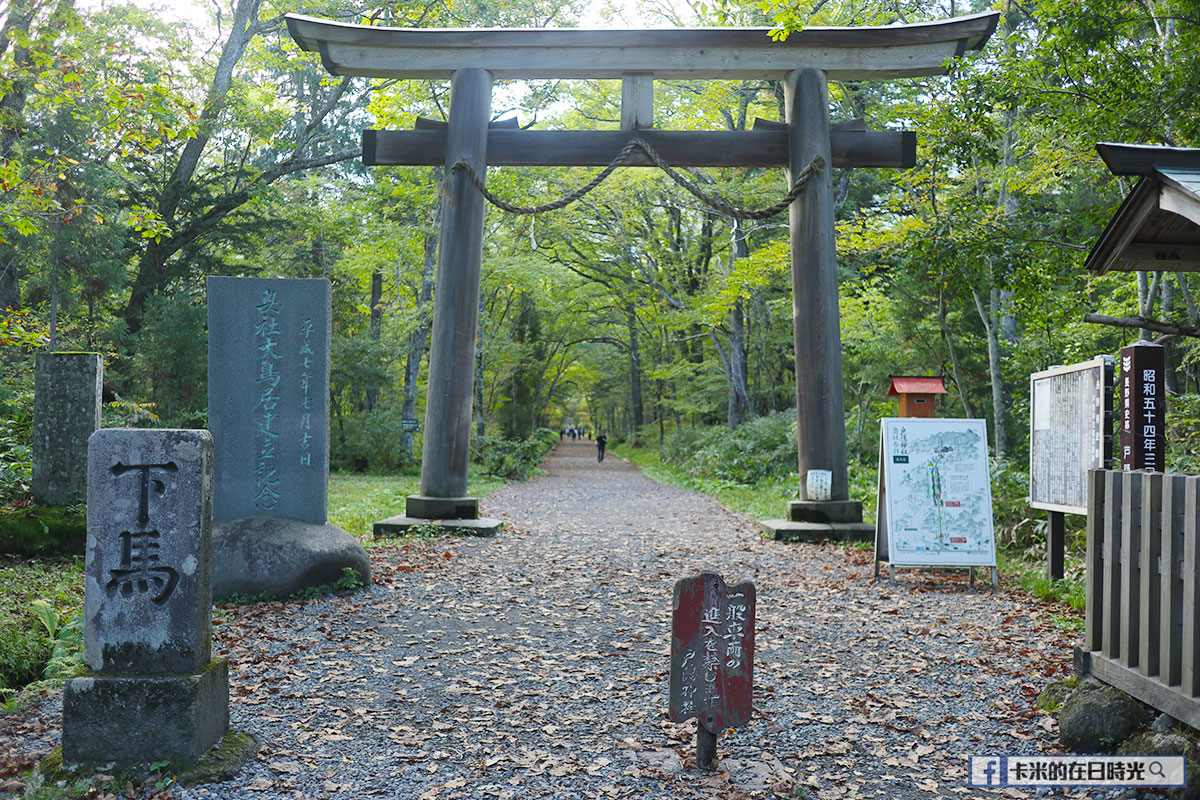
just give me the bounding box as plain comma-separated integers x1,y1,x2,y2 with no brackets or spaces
770,68,871,539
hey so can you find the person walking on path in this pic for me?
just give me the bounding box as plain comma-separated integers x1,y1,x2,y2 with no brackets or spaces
596,430,608,462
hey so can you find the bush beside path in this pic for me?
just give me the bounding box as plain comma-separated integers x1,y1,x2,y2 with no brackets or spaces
4,439,1087,799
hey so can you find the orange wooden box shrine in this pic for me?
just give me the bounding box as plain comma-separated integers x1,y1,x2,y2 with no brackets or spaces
888,375,947,418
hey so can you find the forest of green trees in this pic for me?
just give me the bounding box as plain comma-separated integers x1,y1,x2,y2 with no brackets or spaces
0,0,1198,551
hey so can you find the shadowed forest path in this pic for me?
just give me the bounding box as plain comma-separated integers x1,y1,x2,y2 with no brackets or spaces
8,439,1083,800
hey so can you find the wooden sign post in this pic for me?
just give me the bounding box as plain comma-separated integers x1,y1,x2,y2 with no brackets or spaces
669,572,755,768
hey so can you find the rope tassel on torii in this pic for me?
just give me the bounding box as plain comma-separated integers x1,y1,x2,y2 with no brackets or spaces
285,12,999,537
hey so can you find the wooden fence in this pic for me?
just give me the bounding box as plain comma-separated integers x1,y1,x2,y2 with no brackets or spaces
1084,469,1200,728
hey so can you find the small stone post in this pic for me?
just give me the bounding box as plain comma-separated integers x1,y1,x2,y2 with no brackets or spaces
63,429,228,765
32,352,102,506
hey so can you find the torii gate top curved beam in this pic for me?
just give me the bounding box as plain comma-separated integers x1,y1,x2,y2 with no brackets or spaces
285,12,998,81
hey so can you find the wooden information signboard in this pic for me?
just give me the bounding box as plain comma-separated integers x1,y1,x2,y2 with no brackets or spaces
1029,356,1113,579
1029,357,1114,514
669,572,755,768
875,418,997,584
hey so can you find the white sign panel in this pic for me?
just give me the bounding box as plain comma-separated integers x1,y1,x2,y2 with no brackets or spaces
877,418,996,568
1029,357,1112,514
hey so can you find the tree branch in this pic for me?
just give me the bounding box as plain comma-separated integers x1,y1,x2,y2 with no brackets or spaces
1083,312,1200,339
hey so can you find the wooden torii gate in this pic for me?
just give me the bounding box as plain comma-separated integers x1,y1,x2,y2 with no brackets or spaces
286,12,998,537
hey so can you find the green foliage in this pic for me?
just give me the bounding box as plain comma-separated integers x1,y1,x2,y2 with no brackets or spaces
0,418,32,505
335,566,365,591
475,428,559,481
103,397,161,428
0,556,84,694
28,600,83,680
0,620,50,694
222,570,369,605
331,405,422,473
133,291,207,418
661,411,797,485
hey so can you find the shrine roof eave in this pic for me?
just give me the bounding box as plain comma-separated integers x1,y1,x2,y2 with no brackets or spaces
1086,173,1200,274
285,11,998,81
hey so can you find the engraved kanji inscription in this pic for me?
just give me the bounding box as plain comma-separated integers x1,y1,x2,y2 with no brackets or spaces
106,530,179,603
107,460,180,603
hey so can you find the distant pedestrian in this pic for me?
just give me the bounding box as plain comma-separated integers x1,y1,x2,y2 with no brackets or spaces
596,431,608,462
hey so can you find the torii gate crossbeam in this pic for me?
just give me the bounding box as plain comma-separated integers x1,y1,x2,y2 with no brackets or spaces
286,12,998,537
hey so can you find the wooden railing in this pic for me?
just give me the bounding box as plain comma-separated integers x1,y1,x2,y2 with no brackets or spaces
1084,469,1200,728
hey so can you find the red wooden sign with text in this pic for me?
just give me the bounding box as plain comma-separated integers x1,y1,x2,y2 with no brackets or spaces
669,572,755,733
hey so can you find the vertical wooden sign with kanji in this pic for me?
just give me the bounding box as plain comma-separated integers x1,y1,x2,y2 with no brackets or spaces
669,571,755,768
1119,341,1165,472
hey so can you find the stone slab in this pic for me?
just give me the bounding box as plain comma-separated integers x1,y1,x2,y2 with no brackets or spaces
32,352,102,506
85,429,212,674
405,494,479,520
374,515,502,538
207,277,331,525
759,519,874,543
211,516,371,601
786,499,864,523
62,658,229,765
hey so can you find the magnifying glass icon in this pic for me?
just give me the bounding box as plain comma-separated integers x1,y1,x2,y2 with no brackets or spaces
1150,761,1166,778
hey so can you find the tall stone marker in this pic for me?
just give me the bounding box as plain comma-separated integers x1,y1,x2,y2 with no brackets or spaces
63,429,228,765
32,352,102,506
207,277,330,524
206,277,370,600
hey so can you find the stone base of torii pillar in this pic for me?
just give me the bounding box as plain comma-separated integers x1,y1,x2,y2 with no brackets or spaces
373,495,503,538
759,499,875,543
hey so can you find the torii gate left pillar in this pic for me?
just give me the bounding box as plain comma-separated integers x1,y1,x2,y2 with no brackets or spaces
401,68,501,533
285,12,998,539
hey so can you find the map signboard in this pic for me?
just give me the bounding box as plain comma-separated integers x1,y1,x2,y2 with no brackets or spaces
876,418,996,568
1029,357,1113,514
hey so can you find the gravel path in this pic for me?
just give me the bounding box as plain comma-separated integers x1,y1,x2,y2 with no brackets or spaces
8,440,1097,799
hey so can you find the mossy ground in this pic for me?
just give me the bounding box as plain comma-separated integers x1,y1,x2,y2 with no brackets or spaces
28,730,257,798
0,505,86,557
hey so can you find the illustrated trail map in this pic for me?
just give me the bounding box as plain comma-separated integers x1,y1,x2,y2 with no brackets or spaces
877,418,996,568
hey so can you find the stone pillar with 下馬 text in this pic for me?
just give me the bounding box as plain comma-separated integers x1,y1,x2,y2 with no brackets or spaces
375,67,502,538
62,429,236,766
759,69,873,543
206,277,370,600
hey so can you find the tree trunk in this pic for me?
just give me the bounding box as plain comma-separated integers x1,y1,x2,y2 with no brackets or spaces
0,0,38,315
365,270,383,411
938,290,976,418
726,219,750,429
973,287,1008,458
475,342,485,440
626,305,644,438
401,223,439,464
727,298,749,429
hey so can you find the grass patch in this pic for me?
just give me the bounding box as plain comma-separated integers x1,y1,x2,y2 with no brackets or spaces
612,443,882,523
997,548,1087,611
612,443,795,519
327,471,507,540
